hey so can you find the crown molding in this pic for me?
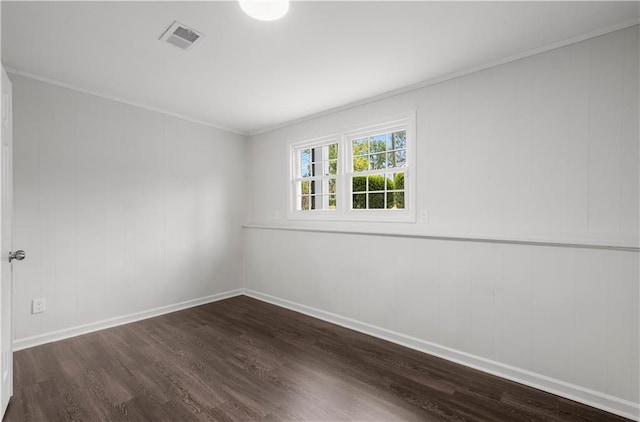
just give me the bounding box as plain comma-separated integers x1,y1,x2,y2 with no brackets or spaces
4,67,248,136
248,18,640,137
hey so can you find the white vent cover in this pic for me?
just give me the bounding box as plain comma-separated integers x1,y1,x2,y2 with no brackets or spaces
159,21,204,50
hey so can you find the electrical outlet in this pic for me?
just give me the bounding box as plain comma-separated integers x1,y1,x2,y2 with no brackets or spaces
419,209,429,223
32,298,46,314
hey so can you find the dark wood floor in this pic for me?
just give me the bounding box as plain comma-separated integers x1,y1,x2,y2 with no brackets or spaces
3,296,630,422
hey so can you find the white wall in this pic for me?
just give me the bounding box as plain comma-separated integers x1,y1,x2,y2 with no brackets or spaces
244,26,640,418
12,74,246,346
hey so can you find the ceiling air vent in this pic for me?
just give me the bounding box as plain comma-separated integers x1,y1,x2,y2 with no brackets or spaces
159,21,204,50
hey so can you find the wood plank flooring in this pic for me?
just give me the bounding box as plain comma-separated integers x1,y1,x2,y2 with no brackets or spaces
3,296,631,421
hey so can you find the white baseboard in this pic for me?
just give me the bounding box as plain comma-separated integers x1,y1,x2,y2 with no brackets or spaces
12,289,243,351
243,289,640,421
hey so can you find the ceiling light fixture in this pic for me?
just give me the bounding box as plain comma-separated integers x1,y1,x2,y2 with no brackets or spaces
239,0,290,21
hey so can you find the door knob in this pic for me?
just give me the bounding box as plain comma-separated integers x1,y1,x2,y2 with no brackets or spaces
8,250,25,262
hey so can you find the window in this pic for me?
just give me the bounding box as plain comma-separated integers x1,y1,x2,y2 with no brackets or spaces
293,141,338,211
290,114,415,221
349,129,407,211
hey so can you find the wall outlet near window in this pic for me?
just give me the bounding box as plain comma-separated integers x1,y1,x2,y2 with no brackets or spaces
419,209,429,223
32,298,46,314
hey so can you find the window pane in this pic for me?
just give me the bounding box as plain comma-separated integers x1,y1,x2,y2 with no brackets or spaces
353,176,366,192
393,172,404,190
368,193,385,209
301,149,311,164
300,143,339,178
320,195,329,210
385,192,394,209
300,195,310,210
329,159,337,175
386,132,394,150
394,149,406,167
298,193,337,211
392,131,407,149
394,192,405,209
367,175,385,192
369,153,386,170
328,143,338,160
301,180,310,194
370,135,386,153
384,173,395,191
353,156,368,172
386,191,395,209
352,138,368,156
318,161,329,176
352,193,366,209
329,178,336,194
386,152,396,168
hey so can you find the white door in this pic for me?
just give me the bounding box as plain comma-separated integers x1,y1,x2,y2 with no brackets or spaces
0,66,16,417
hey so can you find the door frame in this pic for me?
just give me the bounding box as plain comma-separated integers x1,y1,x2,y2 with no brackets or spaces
0,65,14,418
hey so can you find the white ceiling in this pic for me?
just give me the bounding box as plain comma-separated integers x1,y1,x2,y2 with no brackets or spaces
2,1,639,135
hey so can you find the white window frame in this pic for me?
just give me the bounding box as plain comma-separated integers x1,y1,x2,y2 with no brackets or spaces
289,135,340,217
288,113,416,222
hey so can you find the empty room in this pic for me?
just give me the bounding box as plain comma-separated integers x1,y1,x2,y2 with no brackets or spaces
0,1,638,421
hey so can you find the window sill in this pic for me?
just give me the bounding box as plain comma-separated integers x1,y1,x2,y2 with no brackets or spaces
287,210,416,223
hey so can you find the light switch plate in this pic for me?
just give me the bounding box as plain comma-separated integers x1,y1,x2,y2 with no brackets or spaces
32,298,46,314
